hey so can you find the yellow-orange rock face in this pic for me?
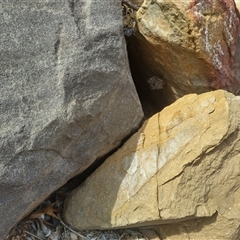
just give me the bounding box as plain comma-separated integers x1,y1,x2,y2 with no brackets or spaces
64,90,240,239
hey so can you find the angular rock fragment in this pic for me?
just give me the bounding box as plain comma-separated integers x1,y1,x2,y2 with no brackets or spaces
129,0,240,108
64,90,240,240
0,1,143,238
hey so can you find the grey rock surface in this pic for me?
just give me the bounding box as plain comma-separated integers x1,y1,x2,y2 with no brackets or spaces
0,1,143,238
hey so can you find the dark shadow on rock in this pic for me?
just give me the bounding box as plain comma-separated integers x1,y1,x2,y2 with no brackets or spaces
153,212,218,239
126,34,169,118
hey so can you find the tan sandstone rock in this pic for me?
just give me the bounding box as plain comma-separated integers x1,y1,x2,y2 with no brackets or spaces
64,90,240,239
153,207,240,240
129,0,240,108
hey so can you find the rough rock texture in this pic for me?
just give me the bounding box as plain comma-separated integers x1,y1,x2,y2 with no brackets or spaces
236,0,240,10
64,90,240,240
153,209,240,240
0,1,143,238
133,0,144,6
232,0,240,91
129,0,240,110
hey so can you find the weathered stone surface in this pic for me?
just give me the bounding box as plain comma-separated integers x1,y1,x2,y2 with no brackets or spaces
236,0,240,10
130,0,144,6
139,229,160,240
129,0,240,108
64,90,240,240
153,208,240,240
0,1,143,238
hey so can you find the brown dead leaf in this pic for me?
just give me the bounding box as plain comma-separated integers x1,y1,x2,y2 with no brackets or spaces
24,203,59,221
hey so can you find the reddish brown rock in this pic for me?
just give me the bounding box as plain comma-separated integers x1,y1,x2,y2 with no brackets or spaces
130,0,240,110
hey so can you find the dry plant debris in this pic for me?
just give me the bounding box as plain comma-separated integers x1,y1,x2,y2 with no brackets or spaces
6,218,147,240
122,0,139,36
5,188,148,240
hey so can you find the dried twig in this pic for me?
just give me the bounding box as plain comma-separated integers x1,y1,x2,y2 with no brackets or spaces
24,230,45,240
60,220,87,239
122,0,139,11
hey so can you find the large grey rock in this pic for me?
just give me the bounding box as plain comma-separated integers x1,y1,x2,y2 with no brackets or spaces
0,1,143,238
